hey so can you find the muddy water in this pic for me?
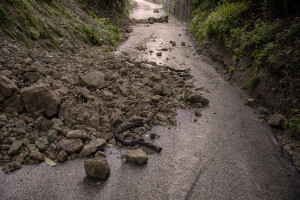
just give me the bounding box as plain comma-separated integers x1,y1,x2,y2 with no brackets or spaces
1,0,299,199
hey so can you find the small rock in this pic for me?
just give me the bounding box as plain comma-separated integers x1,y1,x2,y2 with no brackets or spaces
150,132,156,139
268,114,286,127
67,130,90,140
57,139,83,155
8,140,23,155
21,57,33,65
25,72,43,83
152,83,164,95
100,90,114,101
184,89,209,106
195,109,202,117
80,138,106,157
30,151,44,161
181,42,186,46
0,114,7,121
110,112,123,128
151,95,162,102
153,9,159,13
84,157,110,179
95,151,106,158
57,151,68,163
245,98,255,106
124,148,148,164
35,136,49,151
157,52,162,56
170,41,176,46
100,132,113,140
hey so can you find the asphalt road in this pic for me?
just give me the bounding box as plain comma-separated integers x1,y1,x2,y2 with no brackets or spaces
1,0,299,199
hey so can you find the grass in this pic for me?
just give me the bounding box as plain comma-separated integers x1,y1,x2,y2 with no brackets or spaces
0,0,126,50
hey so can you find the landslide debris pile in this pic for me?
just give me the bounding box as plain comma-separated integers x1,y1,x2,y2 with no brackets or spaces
0,43,209,174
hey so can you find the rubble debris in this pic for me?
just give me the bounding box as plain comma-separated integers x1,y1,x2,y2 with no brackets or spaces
124,148,148,164
84,157,110,179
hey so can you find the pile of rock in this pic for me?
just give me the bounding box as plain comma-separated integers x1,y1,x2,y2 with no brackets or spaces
0,48,209,174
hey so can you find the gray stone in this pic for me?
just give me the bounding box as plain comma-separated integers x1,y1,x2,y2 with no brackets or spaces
8,140,23,155
195,109,202,117
79,71,106,89
80,138,106,157
95,151,106,158
151,95,162,102
100,90,114,101
84,157,110,179
245,98,255,106
20,84,62,117
57,139,83,155
21,57,33,65
67,130,90,140
124,148,148,164
35,136,49,151
0,75,18,100
184,89,209,106
150,132,156,139
152,83,164,95
30,151,44,161
153,8,159,13
57,151,68,163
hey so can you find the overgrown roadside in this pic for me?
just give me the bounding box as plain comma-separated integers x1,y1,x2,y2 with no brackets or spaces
187,0,300,170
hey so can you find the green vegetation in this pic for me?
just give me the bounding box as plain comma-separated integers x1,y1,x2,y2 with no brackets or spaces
0,0,128,49
283,109,300,134
189,0,300,134
189,0,299,110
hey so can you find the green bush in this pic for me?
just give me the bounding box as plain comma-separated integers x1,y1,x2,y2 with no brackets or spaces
190,1,248,42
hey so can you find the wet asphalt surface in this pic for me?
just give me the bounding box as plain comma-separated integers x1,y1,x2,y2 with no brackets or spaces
1,0,300,199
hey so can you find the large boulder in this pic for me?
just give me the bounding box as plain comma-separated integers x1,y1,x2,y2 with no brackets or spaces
20,84,62,117
0,75,18,101
84,157,110,179
123,148,148,164
57,139,83,155
80,138,106,157
79,71,106,89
